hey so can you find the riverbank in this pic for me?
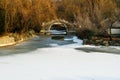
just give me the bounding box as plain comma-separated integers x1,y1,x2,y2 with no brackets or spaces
0,31,36,47
82,37,120,46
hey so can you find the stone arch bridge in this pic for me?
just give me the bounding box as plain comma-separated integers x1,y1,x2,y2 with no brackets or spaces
40,19,77,35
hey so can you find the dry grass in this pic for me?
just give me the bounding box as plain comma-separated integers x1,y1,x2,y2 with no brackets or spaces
0,36,15,47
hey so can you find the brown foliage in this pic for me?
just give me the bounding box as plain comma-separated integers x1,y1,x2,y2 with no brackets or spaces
0,0,57,34
0,0,120,35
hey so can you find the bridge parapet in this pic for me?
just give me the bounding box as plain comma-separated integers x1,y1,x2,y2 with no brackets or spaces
40,19,76,35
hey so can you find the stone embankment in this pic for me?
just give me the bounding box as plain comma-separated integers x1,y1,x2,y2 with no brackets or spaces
83,37,120,46
0,30,36,47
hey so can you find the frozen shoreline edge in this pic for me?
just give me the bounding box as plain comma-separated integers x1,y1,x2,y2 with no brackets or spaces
0,34,36,48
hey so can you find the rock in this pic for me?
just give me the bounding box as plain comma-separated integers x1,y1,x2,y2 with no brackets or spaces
103,41,109,46
83,39,89,45
82,36,120,46
109,40,120,46
96,39,103,43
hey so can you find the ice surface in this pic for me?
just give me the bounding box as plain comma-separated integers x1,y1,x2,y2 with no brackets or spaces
0,47,120,80
0,36,120,80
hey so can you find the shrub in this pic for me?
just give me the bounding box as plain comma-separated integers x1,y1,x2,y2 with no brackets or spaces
76,28,95,39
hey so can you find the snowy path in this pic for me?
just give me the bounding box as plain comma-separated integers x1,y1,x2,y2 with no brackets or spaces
0,36,120,80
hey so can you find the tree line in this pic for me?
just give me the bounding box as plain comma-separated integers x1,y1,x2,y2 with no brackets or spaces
0,0,120,35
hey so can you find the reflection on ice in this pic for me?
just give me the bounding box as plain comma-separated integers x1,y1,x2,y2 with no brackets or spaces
50,30,67,35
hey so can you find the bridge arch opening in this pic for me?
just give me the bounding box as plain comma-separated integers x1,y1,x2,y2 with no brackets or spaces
50,24,67,35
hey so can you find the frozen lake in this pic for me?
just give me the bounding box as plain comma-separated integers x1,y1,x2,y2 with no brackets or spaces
0,35,120,80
